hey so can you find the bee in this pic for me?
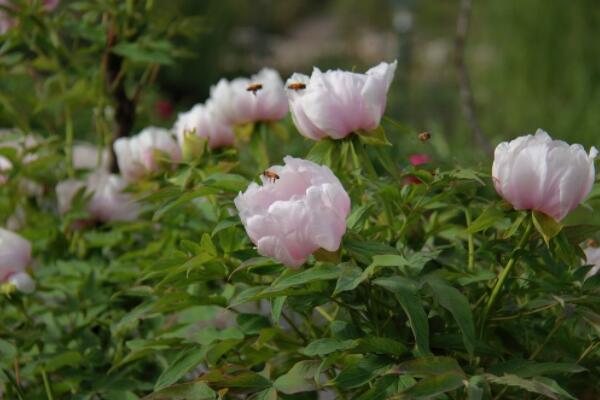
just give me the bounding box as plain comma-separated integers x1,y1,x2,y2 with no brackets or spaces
587,239,598,248
287,82,306,91
418,132,431,142
262,170,280,183
246,83,263,95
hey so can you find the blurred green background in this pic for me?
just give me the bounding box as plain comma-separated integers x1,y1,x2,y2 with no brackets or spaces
156,0,600,162
1,0,599,163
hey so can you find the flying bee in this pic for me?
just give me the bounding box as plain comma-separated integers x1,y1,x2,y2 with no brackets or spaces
418,132,431,142
246,83,263,95
287,82,306,91
587,239,598,248
262,170,280,183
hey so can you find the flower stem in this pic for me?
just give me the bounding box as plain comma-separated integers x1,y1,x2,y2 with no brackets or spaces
480,217,533,337
529,317,563,360
41,368,54,400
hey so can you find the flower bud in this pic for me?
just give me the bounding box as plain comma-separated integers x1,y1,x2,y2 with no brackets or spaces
492,129,597,221
0,228,34,293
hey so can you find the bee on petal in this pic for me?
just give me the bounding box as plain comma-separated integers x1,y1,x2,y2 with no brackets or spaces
262,170,280,183
287,82,306,91
246,83,263,95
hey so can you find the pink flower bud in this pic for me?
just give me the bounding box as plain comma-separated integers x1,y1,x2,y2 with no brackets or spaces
234,156,350,267
492,129,598,221
114,127,181,182
174,101,235,151
210,68,289,126
0,228,32,289
286,60,397,140
409,153,431,166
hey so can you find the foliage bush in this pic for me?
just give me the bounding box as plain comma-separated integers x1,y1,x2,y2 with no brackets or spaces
1,1,600,399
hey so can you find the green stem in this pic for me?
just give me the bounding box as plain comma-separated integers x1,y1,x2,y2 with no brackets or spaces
529,317,563,360
65,105,74,178
41,368,54,400
480,217,533,337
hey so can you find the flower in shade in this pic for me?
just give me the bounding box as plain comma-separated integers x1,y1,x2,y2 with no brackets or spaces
174,101,236,152
584,246,600,279
286,60,397,140
56,172,140,223
234,156,350,267
0,155,11,185
0,228,35,293
210,68,289,126
492,129,597,222
114,127,181,182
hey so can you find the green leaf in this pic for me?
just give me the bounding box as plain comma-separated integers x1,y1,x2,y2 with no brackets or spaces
254,388,278,400
301,338,357,356
357,125,391,146
401,372,465,399
154,348,206,391
306,139,335,165
262,264,340,295
273,360,320,394
396,356,464,376
562,224,600,245
44,351,83,372
346,203,374,231
343,238,399,265
203,173,249,192
467,205,504,233
373,276,431,355
425,277,476,355
489,360,586,378
112,40,174,65
484,373,576,400
333,355,392,389
532,210,563,245
271,296,286,325
144,382,216,400
333,262,364,295
354,337,409,356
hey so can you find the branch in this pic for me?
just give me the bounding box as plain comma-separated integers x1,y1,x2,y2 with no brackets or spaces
455,0,493,154
103,23,136,173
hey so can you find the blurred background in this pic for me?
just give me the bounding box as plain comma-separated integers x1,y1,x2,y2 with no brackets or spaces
155,0,600,162
1,0,599,164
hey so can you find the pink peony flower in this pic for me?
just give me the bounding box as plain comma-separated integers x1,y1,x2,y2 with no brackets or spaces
210,68,289,126
114,127,181,182
0,228,35,293
492,129,597,222
234,156,350,267
174,101,236,150
56,172,140,223
584,246,600,279
286,60,397,140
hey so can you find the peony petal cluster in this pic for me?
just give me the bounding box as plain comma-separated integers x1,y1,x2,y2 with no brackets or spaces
210,68,289,126
234,156,350,267
0,228,35,293
174,101,235,150
56,171,140,223
286,60,397,140
492,129,597,222
114,127,181,182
